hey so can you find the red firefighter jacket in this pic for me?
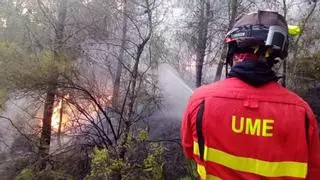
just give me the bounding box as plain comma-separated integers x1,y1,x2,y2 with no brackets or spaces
181,77,320,180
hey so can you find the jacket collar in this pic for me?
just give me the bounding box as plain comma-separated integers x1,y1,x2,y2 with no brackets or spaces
228,60,279,87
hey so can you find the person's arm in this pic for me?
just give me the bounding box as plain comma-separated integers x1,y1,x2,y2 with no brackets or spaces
181,101,194,159
306,108,320,179
181,96,204,159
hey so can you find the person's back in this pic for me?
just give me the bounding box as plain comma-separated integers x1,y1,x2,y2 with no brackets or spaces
182,77,320,179
181,11,320,179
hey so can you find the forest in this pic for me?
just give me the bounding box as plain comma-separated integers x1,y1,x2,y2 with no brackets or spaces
0,0,319,179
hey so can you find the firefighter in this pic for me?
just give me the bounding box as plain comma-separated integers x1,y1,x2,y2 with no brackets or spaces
181,11,320,179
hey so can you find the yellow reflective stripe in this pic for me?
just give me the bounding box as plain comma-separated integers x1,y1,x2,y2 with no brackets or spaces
207,174,221,180
197,164,206,179
197,164,221,180
288,25,301,36
194,142,307,178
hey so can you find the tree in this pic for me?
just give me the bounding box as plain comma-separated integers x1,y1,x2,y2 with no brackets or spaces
214,0,238,82
195,0,210,87
281,0,288,87
117,0,154,168
0,0,84,172
37,0,68,170
112,0,129,107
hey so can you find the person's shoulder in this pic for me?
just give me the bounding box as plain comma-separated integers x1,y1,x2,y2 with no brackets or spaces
274,84,310,108
190,79,232,101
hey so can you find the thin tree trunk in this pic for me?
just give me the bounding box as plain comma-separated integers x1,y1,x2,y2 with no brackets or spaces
214,0,237,82
286,2,316,89
291,2,317,74
214,43,227,82
39,83,56,169
38,0,67,170
282,0,287,18
282,58,287,87
112,0,128,107
282,0,287,87
119,30,151,162
116,1,153,179
195,0,210,87
57,98,64,147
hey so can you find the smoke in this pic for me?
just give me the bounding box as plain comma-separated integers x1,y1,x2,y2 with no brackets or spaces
149,63,193,139
0,96,40,153
157,63,193,120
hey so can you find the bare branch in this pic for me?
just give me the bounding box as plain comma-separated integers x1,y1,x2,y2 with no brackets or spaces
37,0,57,31
0,115,39,153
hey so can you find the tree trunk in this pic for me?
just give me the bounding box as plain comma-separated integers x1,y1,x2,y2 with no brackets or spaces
281,0,287,87
38,0,67,170
195,0,210,87
119,33,151,162
57,98,64,147
214,43,227,82
112,0,128,107
39,83,56,170
291,2,317,74
116,1,153,179
214,0,237,82
281,59,287,87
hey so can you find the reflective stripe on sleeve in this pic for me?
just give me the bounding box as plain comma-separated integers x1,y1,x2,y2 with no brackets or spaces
194,142,307,178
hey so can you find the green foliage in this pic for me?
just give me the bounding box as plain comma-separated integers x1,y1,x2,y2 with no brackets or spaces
86,148,126,179
296,56,320,80
36,169,74,180
0,88,7,110
289,50,320,93
14,167,74,180
180,177,193,180
88,148,109,178
181,160,199,180
0,41,73,99
86,129,164,180
0,42,21,108
137,129,149,142
142,143,164,180
14,168,35,180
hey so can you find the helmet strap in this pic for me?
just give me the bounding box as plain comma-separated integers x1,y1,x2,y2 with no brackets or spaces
225,42,237,77
226,42,237,66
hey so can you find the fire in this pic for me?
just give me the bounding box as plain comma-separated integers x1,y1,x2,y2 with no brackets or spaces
49,92,112,133
51,94,70,132
51,100,62,130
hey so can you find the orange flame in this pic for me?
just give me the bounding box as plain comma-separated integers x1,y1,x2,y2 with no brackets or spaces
51,94,70,132
51,100,62,130
49,93,112,133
